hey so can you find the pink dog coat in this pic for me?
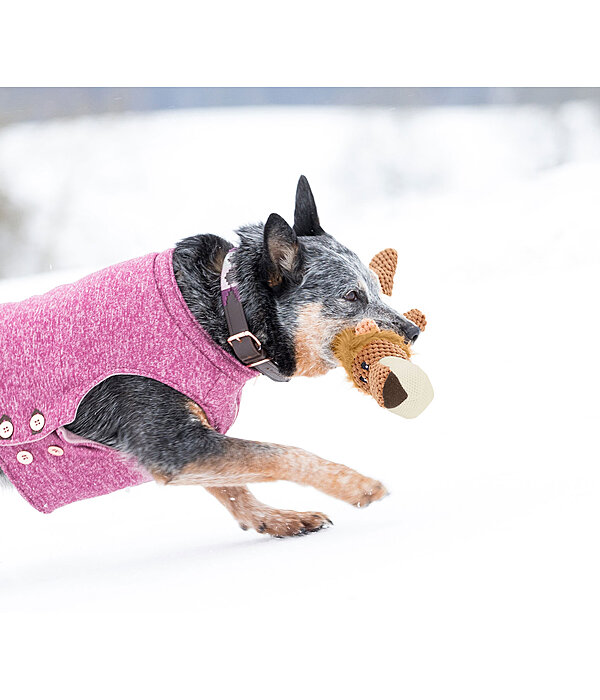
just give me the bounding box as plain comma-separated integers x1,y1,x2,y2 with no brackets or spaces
0,249,257,513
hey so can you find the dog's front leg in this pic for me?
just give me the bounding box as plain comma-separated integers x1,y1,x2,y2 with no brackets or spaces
153,435,388,511
205,485,333,537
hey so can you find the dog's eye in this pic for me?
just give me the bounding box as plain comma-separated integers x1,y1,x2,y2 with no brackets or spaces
343,290,359,302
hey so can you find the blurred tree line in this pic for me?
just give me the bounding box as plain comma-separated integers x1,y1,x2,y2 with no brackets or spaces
1,87,599,126
0,187,22,278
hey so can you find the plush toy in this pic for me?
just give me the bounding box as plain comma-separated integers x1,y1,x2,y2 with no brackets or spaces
332,248,434,419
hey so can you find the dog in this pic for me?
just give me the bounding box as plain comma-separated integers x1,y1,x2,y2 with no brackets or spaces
0,176,420,537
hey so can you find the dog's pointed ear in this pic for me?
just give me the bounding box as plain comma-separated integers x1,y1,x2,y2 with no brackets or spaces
263,213,304,287
293,175,324,236
369,248,398,296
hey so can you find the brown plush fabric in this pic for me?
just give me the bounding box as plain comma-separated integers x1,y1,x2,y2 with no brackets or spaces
404,308,427,331
332,312,428,412
369,248,398,296
352,338,410,399
332,327,411,378
355,318,379,335
332,327,411,404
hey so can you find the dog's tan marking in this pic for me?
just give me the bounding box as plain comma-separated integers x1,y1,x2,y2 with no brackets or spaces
293,303,337,377
187,400,213,430
268,272,283,287
211,247,227,274
163,438,388,508
205,485,332,536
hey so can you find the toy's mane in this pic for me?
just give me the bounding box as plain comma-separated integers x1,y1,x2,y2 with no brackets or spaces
332,327,412,376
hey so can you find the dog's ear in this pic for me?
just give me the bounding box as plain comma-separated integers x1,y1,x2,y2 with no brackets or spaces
263,213,304,288
293,175,324,236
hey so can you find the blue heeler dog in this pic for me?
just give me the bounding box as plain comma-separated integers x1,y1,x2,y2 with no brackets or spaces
1,176,421,537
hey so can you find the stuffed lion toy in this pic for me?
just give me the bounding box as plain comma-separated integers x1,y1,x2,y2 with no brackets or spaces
332,248,433,419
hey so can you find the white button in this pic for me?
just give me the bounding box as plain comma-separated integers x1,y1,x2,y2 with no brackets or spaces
16,451,34,465
30,411,45,433
48,445,64,457
0,417,14,439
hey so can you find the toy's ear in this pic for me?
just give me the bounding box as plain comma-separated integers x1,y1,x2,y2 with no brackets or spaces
369,248,398,296
404,308,427,332
355,319,380,335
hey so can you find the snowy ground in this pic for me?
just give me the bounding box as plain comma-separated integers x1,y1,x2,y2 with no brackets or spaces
0,104,599,699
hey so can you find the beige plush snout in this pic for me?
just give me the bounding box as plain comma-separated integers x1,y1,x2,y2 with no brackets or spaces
378,356,434,419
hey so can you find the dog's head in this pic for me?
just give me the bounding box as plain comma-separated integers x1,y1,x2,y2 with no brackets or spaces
235,176,422,378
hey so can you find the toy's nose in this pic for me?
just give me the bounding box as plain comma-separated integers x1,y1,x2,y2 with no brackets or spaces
382,371,408,409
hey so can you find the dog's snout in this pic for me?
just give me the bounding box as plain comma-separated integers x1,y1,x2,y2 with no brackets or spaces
372,318,419,345
366,304,421,346
397,313,422,344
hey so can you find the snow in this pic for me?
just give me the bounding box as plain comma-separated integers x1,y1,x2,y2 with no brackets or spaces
0,104,599,699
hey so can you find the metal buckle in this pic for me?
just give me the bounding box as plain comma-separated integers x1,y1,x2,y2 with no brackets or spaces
227,330,262,352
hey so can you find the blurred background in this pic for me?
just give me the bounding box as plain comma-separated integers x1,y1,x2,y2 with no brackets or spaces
0,86,599,283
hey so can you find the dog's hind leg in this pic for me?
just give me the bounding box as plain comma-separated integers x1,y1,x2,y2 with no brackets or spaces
205,485,332,537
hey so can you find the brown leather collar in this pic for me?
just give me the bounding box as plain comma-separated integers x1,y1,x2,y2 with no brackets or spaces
220,249,290,382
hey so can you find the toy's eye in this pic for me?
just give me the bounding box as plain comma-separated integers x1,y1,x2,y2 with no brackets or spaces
343,290,359,302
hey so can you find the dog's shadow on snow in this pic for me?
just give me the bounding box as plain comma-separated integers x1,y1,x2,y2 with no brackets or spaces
0,526,340,599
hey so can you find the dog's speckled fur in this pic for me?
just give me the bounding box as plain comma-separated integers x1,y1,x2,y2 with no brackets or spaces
1,177,420,535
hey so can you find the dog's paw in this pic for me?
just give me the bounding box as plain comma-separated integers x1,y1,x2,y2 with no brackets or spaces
240,508,333,538
348,477,389,508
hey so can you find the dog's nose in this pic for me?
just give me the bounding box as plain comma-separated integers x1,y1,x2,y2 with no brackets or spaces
407,327,420,343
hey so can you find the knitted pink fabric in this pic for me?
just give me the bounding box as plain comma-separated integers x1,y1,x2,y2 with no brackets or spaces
0,249,258,513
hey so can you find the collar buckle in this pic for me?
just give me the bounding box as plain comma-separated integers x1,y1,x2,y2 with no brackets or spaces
227,330,262,353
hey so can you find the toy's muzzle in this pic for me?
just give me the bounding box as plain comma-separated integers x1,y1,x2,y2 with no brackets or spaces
378,356,434,419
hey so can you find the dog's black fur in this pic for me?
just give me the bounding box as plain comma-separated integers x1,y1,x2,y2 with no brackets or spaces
1,177,420,530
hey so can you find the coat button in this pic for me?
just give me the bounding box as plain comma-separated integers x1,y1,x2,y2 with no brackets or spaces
48,445,64,457
30,411,46,433
0,416,14,439
16,451,34,465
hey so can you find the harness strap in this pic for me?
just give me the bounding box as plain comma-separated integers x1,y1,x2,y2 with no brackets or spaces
220,249,290,383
